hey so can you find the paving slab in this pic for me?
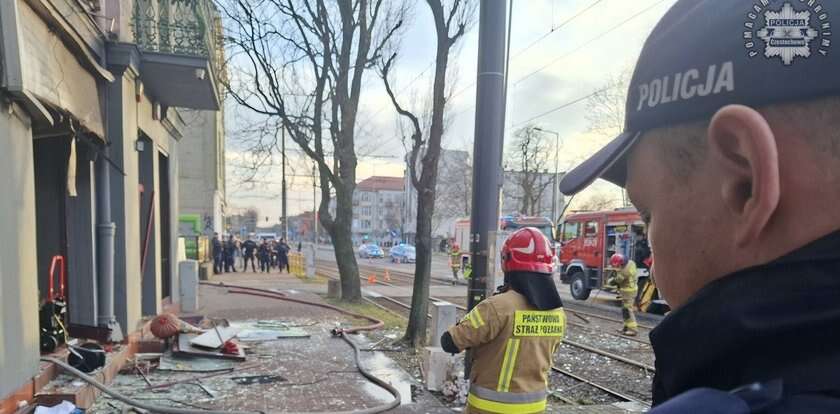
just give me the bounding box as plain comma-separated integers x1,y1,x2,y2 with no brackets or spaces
85,271,451,413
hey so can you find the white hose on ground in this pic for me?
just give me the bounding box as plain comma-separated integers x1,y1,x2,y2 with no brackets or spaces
40,284,401,414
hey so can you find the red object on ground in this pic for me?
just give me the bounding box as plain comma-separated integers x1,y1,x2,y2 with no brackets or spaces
222,341,240,355
150,313,180,339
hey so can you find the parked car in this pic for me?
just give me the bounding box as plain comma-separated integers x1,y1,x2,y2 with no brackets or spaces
358,243,384,259
389,244,416,263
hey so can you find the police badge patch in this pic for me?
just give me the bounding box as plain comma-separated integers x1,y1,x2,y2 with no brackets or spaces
744,1,832,65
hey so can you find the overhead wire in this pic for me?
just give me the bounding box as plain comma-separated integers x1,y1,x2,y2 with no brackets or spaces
511,87,607,128
514,0,668,86
370,0,609,157
450,0,665,99
510,0,606,60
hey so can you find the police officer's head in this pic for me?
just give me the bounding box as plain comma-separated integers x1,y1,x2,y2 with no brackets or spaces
561,1,840,309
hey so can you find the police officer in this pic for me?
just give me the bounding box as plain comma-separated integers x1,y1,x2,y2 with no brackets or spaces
242,236,258,272
608,253,638,337
277,238,290,273
211,233,223,274
223,234,237,273
558,1,840,411
441,228,565,413
258,240,271,273
449,243,462,281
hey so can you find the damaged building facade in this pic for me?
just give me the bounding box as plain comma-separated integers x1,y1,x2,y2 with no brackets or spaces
0,0,223,403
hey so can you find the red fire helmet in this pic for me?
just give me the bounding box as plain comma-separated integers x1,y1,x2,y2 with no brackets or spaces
500,227,554,274
610,253,627,268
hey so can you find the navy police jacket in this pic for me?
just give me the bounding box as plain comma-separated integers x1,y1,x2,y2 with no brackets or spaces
649,231,840,413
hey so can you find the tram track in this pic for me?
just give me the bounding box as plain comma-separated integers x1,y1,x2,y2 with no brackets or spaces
316,265,653,407
318,263,655,366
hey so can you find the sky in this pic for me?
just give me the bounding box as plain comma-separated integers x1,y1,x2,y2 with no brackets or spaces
225,0,679,223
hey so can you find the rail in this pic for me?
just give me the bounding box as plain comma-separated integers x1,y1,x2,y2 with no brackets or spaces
131,0,226,81
317,266,654,360
316,265,653,407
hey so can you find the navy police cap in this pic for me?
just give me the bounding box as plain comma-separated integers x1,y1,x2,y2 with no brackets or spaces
559,0,839,195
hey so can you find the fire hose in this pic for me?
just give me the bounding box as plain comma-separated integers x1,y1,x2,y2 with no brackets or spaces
41,282,399,414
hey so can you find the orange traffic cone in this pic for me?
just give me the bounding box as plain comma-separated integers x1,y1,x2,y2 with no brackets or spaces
384,269,391,282
367,274,377,284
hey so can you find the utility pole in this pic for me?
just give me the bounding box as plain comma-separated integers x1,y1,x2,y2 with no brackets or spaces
534,127,560,222
281,127,288,240
313,163,318,247
467,0,508,375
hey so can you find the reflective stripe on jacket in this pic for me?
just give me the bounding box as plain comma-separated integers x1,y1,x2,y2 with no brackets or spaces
615,261,638,292
448,290,565,413
451,250,462,269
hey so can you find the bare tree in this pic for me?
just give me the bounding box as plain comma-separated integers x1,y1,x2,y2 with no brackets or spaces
432,152,471,231
585,69,633,206
573,192,621,212
243,208,260,232
220,0,405,301
585,70,631,138
384,201,400,233
506,126,555,216
380,0,475,347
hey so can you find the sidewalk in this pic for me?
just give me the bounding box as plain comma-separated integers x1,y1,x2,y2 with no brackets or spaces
80,271,451,413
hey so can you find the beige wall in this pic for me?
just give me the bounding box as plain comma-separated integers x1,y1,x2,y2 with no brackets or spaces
111,72,143,332
178,109,224,234
0,101,40,397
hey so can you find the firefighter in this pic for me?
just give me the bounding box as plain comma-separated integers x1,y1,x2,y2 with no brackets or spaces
450,243,462,281
441,227,565,413
608,253,638,336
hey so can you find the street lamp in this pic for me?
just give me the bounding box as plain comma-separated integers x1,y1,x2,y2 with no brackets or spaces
533,127,560,222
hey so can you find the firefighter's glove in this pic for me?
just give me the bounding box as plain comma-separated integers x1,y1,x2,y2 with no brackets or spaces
441,331,461,354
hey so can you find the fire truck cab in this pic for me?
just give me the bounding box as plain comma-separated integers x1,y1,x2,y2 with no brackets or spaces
453,215,556,282
557,208,649,300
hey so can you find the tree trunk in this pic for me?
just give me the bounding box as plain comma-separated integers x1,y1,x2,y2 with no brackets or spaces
405,188,435,346
330,186,361,302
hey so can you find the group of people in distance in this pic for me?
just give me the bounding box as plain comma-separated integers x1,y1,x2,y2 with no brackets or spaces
212,233,295,274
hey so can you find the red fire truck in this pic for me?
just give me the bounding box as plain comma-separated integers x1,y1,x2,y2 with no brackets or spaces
557,208,652,301
453,215,556,277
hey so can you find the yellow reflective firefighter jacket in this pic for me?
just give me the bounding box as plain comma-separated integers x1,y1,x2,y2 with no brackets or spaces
448,290,566,413
451,248,462,270
614,260,638,293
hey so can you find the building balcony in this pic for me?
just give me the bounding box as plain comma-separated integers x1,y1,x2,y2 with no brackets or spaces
131,0,223,110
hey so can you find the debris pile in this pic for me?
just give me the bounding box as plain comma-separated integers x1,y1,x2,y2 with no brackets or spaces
440,356,468,405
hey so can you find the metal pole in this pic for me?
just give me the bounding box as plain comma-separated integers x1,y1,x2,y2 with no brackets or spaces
466,0,508,376
95,150,124,342
554,132,559,221
313,164,318,247
281,127,288,240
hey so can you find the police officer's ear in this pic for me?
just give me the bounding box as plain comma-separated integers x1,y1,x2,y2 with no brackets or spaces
707,104,781,247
